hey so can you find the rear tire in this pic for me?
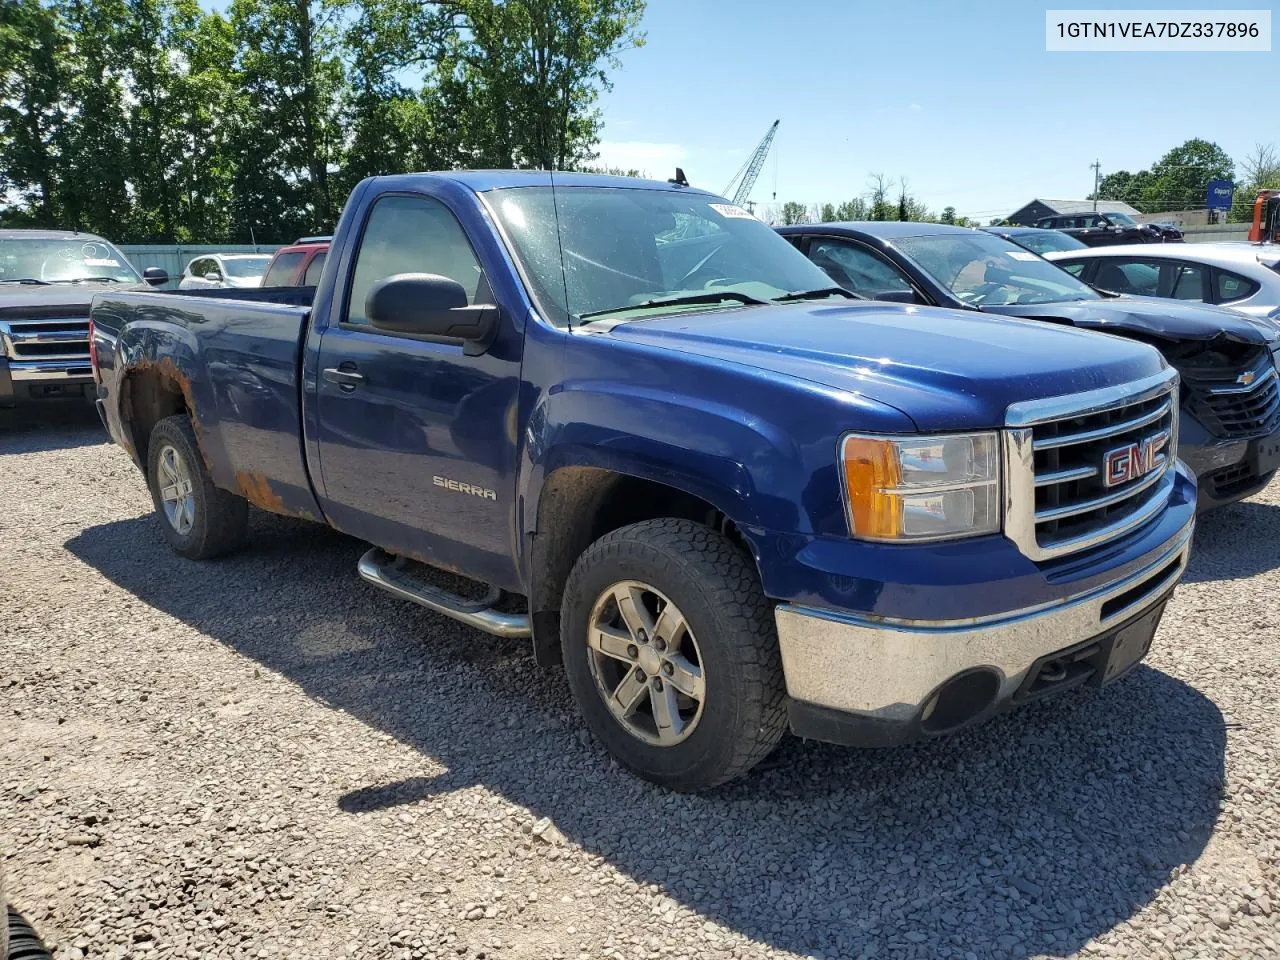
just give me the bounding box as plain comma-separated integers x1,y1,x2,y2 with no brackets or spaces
146,415,248,559
6,908,54,959
560,518,786,792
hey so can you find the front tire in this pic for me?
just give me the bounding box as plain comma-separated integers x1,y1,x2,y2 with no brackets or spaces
6,907,54,959
146,415,248,559
561,519,786,792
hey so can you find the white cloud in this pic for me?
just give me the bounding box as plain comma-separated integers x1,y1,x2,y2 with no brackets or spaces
594,140,689,178
909,103,923,112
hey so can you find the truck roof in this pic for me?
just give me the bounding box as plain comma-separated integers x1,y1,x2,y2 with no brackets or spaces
374,170,719,196
0,228,110,242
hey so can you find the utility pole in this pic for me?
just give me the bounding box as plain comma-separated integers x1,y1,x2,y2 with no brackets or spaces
1091,159,1102,210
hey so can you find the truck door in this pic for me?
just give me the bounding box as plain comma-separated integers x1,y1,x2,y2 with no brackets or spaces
312,192,522,590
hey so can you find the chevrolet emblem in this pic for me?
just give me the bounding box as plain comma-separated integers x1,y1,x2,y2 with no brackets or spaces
1237,370,1257,386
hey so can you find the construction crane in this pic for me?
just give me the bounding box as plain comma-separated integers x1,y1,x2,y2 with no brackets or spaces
722,120,779,210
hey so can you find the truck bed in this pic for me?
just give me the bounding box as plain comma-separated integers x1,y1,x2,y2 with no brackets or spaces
91,288,323,521
165,285,317,308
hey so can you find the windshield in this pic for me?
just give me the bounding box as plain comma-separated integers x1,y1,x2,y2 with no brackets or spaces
1009,230,1088,255
486,186,838,325
0,237,141,283
1107,213,1137,226
222,256,271,278
893,232,1101,306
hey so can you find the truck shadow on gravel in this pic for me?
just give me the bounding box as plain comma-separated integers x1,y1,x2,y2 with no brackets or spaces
68,513,1227,960
0,403,108,453
1182,499,1280,583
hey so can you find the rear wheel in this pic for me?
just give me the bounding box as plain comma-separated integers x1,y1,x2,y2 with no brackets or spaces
561,519,786,792
146,415,248,559
6,908,54,959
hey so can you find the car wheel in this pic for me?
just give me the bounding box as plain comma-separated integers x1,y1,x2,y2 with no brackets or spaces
5,908,53,959
560,518,786,792
146,414,248,559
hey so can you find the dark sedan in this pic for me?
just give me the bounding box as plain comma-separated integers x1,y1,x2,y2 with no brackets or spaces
778,220,1280,510
1032,211,1182,246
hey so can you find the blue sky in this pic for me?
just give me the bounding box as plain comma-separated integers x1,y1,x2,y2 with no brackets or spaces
593,0,1277,218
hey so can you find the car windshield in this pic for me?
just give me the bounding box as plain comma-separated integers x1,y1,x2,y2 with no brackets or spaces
1009,230,1088,254
1107,213,1137,226
486,185,839,326
0,237,141,283
222,256,271,278
893,232,1101,305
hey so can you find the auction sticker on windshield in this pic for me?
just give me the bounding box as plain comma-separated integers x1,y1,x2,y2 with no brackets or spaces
1007,251,1040,261
709,203,755,219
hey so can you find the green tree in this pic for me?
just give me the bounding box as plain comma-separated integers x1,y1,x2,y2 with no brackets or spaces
819,202,836,222
53,0,133,234
833,198,866,221
1229,143,1280,223
226,0,344,240
867,173,892,221
167,0,238,241
0,0,68,225
121,0,183,240
407,0,645,170
939,206,956,224
336,0,434,196
1139,139,1233,214
780,201,807,225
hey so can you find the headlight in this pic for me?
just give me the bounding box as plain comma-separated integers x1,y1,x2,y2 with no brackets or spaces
840,432,1001,541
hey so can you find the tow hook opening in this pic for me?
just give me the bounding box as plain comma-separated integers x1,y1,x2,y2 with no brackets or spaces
920,668,1001,735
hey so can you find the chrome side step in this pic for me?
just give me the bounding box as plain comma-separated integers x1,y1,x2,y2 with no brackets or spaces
357,547,531,639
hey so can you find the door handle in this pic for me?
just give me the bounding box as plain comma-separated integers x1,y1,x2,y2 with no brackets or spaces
322,366,365,390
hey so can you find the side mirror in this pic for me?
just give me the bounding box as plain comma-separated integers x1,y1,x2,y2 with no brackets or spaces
366,274,498,355
874,289,921,304
142,266,169,287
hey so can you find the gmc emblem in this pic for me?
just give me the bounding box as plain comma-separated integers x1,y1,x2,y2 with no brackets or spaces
1103,429,1170,487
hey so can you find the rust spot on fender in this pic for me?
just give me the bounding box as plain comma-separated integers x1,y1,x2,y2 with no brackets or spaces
128,356,214,471
233,470,321,522
235,471,289,513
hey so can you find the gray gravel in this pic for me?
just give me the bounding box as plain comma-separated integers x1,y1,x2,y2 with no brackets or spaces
2,403,1279,960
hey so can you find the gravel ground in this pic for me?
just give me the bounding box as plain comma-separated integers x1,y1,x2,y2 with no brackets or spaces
2,403,1278,960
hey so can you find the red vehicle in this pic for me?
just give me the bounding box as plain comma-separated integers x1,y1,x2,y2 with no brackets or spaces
1249,191,1280,244
261,235,330,287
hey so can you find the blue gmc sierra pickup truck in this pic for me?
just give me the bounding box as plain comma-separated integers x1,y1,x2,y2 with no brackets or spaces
90,172,1197,791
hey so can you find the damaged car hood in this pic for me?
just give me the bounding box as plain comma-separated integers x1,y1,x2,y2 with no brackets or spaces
978,295,1270,345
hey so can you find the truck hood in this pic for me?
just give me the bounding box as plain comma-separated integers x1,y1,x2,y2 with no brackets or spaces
0,281,147,313
600,300,1165,432
978,295,1270,345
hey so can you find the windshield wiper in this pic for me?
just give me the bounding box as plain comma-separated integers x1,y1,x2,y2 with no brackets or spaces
0,278,51,285
576,291,769,322
773,286,861,302
51,276,123,284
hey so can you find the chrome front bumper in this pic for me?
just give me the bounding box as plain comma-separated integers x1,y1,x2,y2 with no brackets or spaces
775,516,1193,734
7,359,94,382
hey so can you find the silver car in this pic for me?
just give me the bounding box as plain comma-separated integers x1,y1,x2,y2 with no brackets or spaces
177,253,272,290
1045,242,1280,323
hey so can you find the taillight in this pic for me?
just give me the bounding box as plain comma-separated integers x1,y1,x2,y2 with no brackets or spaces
88,316,99,382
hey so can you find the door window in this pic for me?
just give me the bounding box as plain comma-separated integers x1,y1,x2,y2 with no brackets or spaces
808,239,914,297
303,251,327,286
345,195,488,326
263,251,305,287
1092,258,1206,301
1057,261,1087,277
1169,263,1206,301
1214,269,1260,304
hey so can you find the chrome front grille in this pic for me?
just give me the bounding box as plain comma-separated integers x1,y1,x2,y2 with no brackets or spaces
1005,368,1180,561
1180,352,1280,439
0,317,91,362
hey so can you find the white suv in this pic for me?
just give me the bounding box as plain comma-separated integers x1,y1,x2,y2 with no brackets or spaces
178,253,272,290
